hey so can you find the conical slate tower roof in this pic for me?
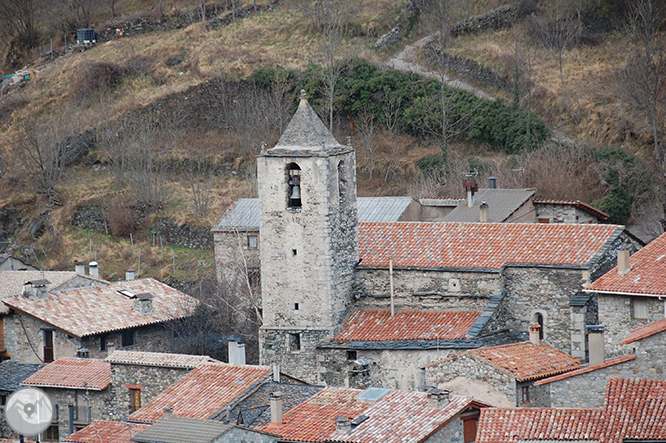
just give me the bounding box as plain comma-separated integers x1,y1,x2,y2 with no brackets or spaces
269,90,344,154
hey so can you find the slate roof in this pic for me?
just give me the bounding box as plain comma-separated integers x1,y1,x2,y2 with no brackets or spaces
64,420,149,443
532,199,610,220
534,355,636,386
128,363,270,423
3,278,197,337
212,197,416,232
131,416,234,443
0,360,44,392
229,381,324,427
442,188,536,223
622,317,666,344
268,91,344,154
260,387,486,443
585,231,666,296
105,351,220,369
22,358,111,390
358,222,623,271
477,378,666,443
0,270,106,314
425,342,580,382
333,310,481,342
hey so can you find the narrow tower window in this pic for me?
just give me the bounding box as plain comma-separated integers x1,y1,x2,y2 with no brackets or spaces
287,163,302,208
338,160,346,205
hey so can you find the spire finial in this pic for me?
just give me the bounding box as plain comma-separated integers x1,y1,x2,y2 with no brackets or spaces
300,89,308,102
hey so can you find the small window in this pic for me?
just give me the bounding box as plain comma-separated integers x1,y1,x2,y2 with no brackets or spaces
100,334,108,352
346,350,357,360
535,313,545,340
292,249,297,256
633,297,648,319
521,386,530,404
122,330,135,347
247,235,257,249
43,330,54,363
537,218,550,224
289,333,301,352
294,303,300,311
130,388,142,413
44,425,59,441
248,268,260,288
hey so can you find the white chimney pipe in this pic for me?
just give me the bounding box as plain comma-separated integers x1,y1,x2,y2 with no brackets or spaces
75,260,86,275
617,249,631,275
89,261,99,277
126,269,136,281
587,325,605,366
479,201,490,223
270,392,283,424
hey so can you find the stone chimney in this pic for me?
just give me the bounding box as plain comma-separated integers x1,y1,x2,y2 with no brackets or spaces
23,280,50,301
479,201,490,223
427,388,450,408
488,176,497,189
335,417,352,433
107,341,116,354
89,261,99,277
228,340,246,365
617,249,631,275
126,269,136,281
75,260,86,275
529,323,541,346
133,293,153,314
587,325,605,366
270,392,283,424
163,407,173,419
76,348,90,358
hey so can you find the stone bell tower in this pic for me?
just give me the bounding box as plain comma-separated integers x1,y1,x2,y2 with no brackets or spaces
257,91,358,382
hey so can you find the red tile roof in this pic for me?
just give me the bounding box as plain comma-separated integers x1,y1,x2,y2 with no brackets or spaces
534,354,636,386
4,278,197,337
333,310,481,342
585,231,666,296
64,420,149,443
532,199,610,220
128,363,270,423
466,342,580,382
260,387,484,443
477,378,666,443
476,408,603,443
622,317,666,344
22,358,111,390
358,222,622,270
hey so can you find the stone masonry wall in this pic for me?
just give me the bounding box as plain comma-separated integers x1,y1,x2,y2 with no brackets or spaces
425,415,466,443
260,328,331,384
4,313,80,364
535,204,599,224
598,294,665,357
547,330,666,408
107,363,190,420
80,324,174,360
46,387,111,441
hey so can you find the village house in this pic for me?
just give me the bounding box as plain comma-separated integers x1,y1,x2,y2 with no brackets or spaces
2,277,197,364
475,377,666,443
22,358,112,441
259,386,489,443
0,255,36,271
211,91,641,389
584,231,666,356
422,325,580,407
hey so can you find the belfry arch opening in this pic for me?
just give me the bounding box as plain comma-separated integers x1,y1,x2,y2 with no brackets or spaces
287,163,302,208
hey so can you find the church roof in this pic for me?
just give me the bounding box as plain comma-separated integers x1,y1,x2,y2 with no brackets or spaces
268,90,344,155
359,222,624,271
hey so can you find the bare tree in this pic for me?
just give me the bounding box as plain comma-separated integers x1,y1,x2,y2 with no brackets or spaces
0,0,38,50
317,0,345,131
194,0,206,21
382,89,402,183
356,108,377,181
185,158,213,217
617,0,666,163
529,0,582,91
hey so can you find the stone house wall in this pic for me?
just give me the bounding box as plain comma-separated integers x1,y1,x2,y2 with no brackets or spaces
546,330,666,408
535,204,599,224
598,294,665,356
260,328,331,384
213,229,261,297
106,363,190,420
217,427,278,443
44,387,111,441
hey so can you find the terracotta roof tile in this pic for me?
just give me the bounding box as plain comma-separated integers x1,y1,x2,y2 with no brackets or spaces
358,222,622,270
533,355,636,386
585,231,666,296
621,317,666,344
22,358,111,390
260,387,482,443
128,363,270,423
64,420,149,443
476,408,603,443
477,378,666,443
333,310,481,342
105,350,220,368
466,342,580,382
4,278,197,337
